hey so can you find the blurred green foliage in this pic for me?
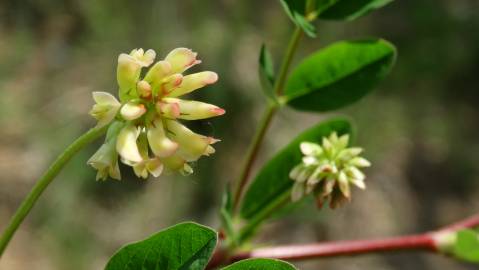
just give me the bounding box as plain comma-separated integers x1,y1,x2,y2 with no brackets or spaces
0,0,478,269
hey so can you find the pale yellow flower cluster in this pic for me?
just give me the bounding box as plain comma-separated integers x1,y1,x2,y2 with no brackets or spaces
88,48,224,180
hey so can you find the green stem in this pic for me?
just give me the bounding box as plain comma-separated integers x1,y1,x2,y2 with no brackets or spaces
232,26,304,212
0,125,108,258
232,105,277,212
274,27,303,96
238,191,291,243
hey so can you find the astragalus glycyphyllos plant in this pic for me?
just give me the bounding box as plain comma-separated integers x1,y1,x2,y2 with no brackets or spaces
1,0,479,269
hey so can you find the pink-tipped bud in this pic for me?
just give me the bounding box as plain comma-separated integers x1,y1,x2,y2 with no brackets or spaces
160,74,183,96
137,80,152,98
167,71,218,98
161,97,225,120
210,107,225,116
156,101,181,119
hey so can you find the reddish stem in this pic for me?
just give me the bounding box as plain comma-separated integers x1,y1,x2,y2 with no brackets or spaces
231,234,436,262
207,213,479,269
439,213,479,232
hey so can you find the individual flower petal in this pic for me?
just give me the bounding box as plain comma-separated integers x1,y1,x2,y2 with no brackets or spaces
156,101,181,119
117,54,142,101
130,48,156,67
131,158,164,179
338,171,351,198
136,80,152,98
336,134,350,150
165,120,214,161
337,147,363,161
300,142,323,156
346,166,366,181
146,158,164,177
291,182,305,202
180,163,194,176
159,74,183,96
351,178,366,190
87,122,122,180
167,71,218,98
143,60,173,94
204,145,216,156
116,124,143,163
89,92,121,127
87,137,120,181
147,118,178,157
165,48,201,73
296,167,314,183
289,164,303,179
349,157,371,167
302,156,317,165
160,154,187,172
160,97,225,120
132,162,149,179
120,102,147,121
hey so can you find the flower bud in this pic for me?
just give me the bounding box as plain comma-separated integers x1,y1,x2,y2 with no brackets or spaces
160,74,183,96
159,98,225,120
137,80,152,98
168,71,218,98
165,48,201,73
156,101,181,119
120,102,147,121
116,124,143,163
300,142,323,156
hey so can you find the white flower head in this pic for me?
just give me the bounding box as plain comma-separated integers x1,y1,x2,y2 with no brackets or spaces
290,132,371,209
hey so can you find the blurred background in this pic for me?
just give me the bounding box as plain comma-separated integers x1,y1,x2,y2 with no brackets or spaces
0,0,478,269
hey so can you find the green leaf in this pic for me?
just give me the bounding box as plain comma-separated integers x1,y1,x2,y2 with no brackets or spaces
279,0,392,24
258,44,277,101
105,222,217,270
240,118,352,220
279,0,317,38
221,258,297,270
453,229,479,263
320,0,394,21
284,39,396,112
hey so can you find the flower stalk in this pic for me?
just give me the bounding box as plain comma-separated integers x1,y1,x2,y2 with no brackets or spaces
0,125,109,258
232,25,304,212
